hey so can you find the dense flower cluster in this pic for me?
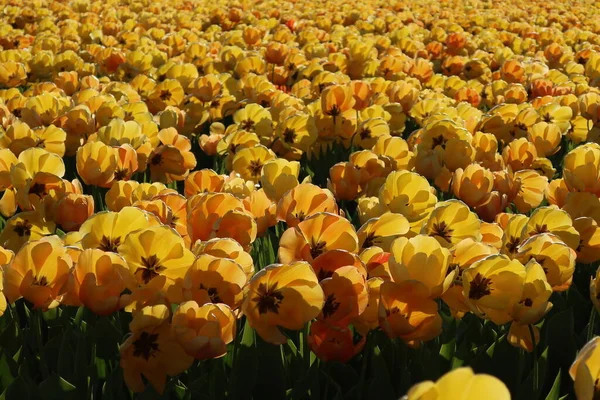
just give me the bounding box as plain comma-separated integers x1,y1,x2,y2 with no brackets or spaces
1,0,600,396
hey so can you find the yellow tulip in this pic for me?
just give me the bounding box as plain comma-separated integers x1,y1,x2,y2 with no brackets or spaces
260,158,300,202
462,254,526,325
120,304,193,393
171,301,236,360
3,236,72,310
570,337,600,400
242,262,324,345
118,226,195,304
421,200,482,247
389,235,453,298
378,280,442,347
405,367,510,400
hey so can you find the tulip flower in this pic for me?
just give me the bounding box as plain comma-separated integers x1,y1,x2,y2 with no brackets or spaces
405,367,510,400
120,305,193,393
570,337,600,400
3,236,72,310
171,301,236,360
242,262,324,345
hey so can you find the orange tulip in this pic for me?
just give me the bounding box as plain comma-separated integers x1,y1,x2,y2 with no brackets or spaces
72,249,133,315
183,254,247,311
318,265,369,326
171,301,236,359
379,280,442,347
120,305,193,393
308,320,366,363
3,236,72,310
279,212,359,264
242,262,324,344
54,193,94,232
321,85,355,119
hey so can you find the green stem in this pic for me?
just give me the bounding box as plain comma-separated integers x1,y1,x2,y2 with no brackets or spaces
87,314,98,399
516,348,525,395
231,318,242,367
358,332,373,400
528,324,539,395
323,362,329,400
34,309,50,379
588,306,597,342
299,322,311,372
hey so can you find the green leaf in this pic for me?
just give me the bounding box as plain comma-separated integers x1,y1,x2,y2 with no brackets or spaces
321,368,343,400
228,320,258,399
0,320,19,354
518,347,549,400
327,362,359,395
368,346,396,400
42,333,64,372
102,366,128,400
439,338,456,362
94,357,107,380
545,309,577,394
173,383,187,400
94,317,122,360
0,350,16,392
39,374,77,400
451,338,470,369
288,361,319,399
73,307,85,328
2,377,30,400
544,369,561,400
253,337,286,399
57,329,73,379
209,358,227,400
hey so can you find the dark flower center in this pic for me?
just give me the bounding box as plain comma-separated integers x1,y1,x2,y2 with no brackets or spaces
521,298,533,307
253,282,284,314
169,214,180,228
132,331,160,360
159,90,172,101
150,153,163,166
431,135,447,149
32,275,48,286
136,254,166,284
362,232,376,248
322,293,341,318
200,284,223,304
241,119,255,131
385,306,406,318
326,104,341,118
114,168,129,180
247,160,263,177
310,240,327,259
317,268,334,281
98,235,121,252
29,182,48,198
530,224,548,236
469,273,492,300
283,128,297,143
431,221,453,242
295,211,306,222
359,128,371,140
506,236,520,254
14,220,33,237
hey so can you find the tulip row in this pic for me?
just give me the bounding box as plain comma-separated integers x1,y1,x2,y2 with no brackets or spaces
2,0,600,399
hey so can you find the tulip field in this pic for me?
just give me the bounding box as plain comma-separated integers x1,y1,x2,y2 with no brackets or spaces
3,0,600,398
